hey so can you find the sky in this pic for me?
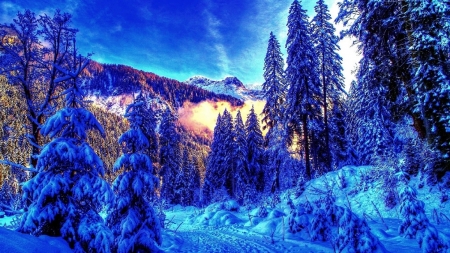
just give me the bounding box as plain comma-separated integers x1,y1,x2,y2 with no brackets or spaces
1,0,359,89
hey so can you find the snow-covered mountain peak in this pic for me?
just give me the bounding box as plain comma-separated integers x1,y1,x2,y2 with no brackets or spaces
185,76,263,101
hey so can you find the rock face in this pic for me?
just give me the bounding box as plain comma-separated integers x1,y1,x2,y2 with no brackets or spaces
185,76,263,101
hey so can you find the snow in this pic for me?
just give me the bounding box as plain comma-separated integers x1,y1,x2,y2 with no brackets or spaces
1,165,449,252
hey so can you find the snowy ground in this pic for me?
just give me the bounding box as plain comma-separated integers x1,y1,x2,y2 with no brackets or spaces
1,166,449,252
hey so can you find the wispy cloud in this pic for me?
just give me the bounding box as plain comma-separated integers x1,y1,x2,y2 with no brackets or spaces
203,0,230,79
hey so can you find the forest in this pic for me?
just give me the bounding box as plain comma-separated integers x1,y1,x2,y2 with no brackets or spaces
0,0,449,252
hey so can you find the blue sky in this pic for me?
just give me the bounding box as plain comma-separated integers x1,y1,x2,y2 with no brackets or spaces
1,0,357,88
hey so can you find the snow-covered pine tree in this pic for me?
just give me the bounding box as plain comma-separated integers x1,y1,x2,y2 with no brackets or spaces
335,207,387,252
204,109,234,203
202,113,222,204
329,102,350,169
175,148,200,206
261,32,286,133
159,107,182,204
311,0,346,171
233,110,249,202
18,49,114,252
183,150,201,206
396,171,450,252
284,0,322,180
407,0,450,174
345,75,394,164
245,106,265,193
133,93,159,164
107,95,161,253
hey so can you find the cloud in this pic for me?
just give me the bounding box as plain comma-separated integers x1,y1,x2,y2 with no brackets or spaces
0,2,23,23
203,2,231,79
178,99,267,139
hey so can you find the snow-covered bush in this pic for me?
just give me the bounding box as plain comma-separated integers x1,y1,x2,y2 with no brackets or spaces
397,173,450,252
310,208,330,242
294,175,307,197
106,96,162,253
256,205,268,218
224,199,240,212
335,207,387,253
398,185,428,239
288,204,309,234
17,59,114,253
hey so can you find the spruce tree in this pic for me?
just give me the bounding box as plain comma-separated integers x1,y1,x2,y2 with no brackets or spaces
245,106,265,192
202,113,222,204
407,0,450,173
311,0,346,171
261,32,286,133
203,110,234,203
285,0,322,179
233,110,248,201
133,93,159,164
18,53,114,252
107,96,161,253
159,107,182,204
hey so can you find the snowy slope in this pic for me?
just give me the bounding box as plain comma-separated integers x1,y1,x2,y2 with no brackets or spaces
159,165,450,253
185,76,264,101
0,227,72,253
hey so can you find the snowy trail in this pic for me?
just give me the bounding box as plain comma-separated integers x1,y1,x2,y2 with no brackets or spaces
172,229,276,253
163,224,332,253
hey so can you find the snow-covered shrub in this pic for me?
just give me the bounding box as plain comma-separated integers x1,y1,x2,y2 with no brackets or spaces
335,207,386,253
107,96,162,253
398,185,429,238
337,171,347,189
17,60,114,253
310,208,330,242
288,205,309,234
257,205,268,218
397,177,450,252
417,225,450,253
295,175,307,197
224,199,239,212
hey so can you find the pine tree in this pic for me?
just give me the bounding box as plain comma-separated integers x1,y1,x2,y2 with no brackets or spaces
202,113,222,204
245,106,265,193
159,108,182,204
18,51,114,252
203,110,234,203
107,96,161,253
261,32,286,133
329,102,350,169
133,93,159,164
285,0,322,180
335,208,387,252
311,0,346,171
233,110,248,202
397,171,449,252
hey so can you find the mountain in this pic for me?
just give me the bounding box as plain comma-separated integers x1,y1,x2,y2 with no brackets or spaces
82,62,244,115
185,76,264,101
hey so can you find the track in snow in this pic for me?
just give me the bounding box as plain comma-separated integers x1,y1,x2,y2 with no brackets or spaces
163,225,332,253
